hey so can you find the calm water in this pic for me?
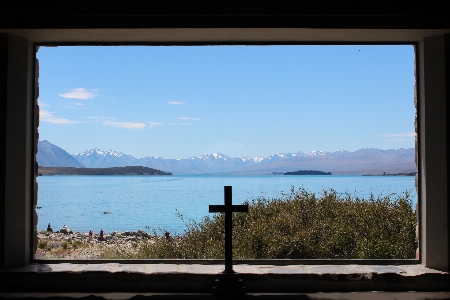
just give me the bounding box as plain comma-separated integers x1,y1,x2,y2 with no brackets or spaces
37,175,417,234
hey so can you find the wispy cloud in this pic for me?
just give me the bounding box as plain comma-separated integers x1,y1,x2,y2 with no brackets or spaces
178,117,200,121
40,110,80,124
383,132,415,142
67,103,85,109
59,88,98,100
167,122,188,126
103,120,146,129
38,101,49,107
384,132,415,138
148,122,163,128
168,101,185,105
88,116,113,120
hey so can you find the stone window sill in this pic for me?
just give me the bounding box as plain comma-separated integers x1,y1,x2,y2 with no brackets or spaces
1,264,449,294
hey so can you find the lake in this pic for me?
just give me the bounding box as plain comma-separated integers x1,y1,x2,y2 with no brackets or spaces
36,175,417,234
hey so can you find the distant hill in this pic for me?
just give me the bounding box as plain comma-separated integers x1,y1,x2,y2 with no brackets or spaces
37,141,417,175
71,147,416,176
38,166,172,176
285,170,332,175
37,140,84,168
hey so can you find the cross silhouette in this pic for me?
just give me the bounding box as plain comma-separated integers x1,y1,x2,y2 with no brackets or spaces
209,186,249,274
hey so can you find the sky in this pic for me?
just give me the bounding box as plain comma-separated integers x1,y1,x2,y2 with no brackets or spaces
37,45,416,159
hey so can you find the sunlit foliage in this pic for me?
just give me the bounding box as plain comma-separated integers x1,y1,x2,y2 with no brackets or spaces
101,188,417,259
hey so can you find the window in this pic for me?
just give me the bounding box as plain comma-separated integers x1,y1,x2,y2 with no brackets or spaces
1,29,449,273
35,44,418,261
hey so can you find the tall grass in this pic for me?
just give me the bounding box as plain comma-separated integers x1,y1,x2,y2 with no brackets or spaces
102,187,417,259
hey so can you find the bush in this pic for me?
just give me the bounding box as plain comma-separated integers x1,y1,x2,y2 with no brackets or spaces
104,188,417,259
72,240,82,250
37,240,47,249
61,241,68,250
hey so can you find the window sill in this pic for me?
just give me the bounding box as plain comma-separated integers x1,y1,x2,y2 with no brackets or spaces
1,263,449,293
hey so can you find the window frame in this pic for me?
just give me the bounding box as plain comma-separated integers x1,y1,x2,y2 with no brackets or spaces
32,41,420,265
1,28,449,273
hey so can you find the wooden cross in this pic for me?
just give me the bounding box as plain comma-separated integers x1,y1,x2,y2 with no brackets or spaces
209,186,249,274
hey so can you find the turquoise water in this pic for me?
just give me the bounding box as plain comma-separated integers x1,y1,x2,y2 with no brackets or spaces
36,175,417,235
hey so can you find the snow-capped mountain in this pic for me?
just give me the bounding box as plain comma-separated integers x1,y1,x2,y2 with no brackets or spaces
241,156,264,163
37,140,84,168
36,141,417,175
72,148,138,168
191,153,232,160
306,150,327,157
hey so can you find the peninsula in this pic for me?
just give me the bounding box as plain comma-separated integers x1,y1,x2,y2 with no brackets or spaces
284,170,332,175
38,166,172,176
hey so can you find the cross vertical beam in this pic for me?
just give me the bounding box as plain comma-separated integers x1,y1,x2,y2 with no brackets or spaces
209,186,248,274
224,186,233,273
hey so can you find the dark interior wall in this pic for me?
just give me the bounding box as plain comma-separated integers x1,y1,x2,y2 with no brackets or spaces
0,33,7,271
446,35,450,272
1,1,450,30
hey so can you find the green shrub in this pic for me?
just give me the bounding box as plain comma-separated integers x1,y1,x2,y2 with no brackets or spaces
103,188,417,259
37,240,47,249
72,240,82,249
61,241,68,250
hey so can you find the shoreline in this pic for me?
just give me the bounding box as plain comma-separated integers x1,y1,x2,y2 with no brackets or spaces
36,230,159,260
38,166,172,176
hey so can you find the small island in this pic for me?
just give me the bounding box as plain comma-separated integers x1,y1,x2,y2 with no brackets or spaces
362,171,417,176
284,170,332,175
38,166,172,176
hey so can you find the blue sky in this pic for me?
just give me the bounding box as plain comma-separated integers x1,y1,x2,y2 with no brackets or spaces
37,45,415,159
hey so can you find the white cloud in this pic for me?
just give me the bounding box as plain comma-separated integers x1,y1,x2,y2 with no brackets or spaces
383,132,415,138
383,132,415,142
168,101,185,105
38,101,49,107
103,120,146,129
148,122,163,128
167,122,188,126
59,88,97,100
88,116,113,120
67,103,85,109
40,110,80,124
178,117,200,121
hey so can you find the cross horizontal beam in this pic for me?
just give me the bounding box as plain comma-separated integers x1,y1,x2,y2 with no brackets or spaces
209,205,248,213
209,186,249,274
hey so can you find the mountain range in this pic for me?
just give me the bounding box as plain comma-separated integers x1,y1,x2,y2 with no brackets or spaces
37,140,85,168
37,140,417,175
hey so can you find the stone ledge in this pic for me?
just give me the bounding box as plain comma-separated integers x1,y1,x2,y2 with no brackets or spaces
1,264,449,293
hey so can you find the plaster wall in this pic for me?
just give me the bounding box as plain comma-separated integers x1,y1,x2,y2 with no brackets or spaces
418,35,449,271
3,34,34,268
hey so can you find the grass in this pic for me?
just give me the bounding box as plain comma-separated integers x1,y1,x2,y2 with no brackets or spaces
35,238,90,258
60,241,68,250
37,240,48,250
101,187,417,260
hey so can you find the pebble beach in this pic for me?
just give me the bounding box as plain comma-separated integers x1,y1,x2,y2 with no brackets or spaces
35,230,156,260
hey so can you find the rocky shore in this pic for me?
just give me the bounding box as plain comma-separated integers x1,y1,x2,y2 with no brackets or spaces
35,230,155,260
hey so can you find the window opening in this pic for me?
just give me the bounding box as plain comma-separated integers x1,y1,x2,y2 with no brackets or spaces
34,45,417,260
